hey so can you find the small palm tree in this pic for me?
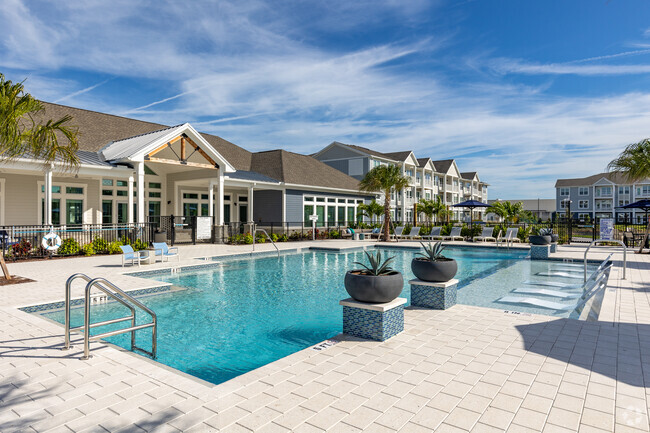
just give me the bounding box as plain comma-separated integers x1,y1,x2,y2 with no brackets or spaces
417,198,436,223
488,201,523,224
0,74,79,281
357,199,384,224
607,138,650,182
359,165,410,241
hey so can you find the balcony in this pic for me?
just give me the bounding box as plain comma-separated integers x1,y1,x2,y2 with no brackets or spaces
594,188,613,198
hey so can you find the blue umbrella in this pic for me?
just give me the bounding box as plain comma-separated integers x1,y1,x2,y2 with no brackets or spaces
452,200,491,230
616,199,650,223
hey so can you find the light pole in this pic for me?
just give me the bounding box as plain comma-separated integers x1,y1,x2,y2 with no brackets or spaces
563,198,572,244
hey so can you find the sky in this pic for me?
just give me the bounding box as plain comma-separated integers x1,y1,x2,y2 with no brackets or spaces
2,0,650,198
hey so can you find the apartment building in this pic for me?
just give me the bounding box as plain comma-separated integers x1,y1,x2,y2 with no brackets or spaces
312,142,488,222
555,172,650,222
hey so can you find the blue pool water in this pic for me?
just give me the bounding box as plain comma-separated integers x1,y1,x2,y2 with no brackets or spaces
41,247,593,385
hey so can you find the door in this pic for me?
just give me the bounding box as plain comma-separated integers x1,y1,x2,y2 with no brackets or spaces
239,204,248,222
117,202,128,224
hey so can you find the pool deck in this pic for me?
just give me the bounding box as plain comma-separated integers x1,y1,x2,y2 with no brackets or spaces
0,240,648,432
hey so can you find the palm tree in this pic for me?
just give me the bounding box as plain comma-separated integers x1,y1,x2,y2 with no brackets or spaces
418,196,447,224
607,138,650,182
487,200,524,224
359,165,410,241
0,73,79,167
358,199,384,224
0,73,79,280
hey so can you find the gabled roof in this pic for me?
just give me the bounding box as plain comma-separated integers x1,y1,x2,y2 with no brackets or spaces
432,159,454,174
38,102,253,171
460,172,477,180
100,125,183,161
383,151,412,161
417,157,430,167
554,172,638,187
335,142,396,160
251,150,361,191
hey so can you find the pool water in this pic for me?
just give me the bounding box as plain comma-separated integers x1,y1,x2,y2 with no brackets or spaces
42,247,592,385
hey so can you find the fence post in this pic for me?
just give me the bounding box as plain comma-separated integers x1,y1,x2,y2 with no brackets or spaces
192,216,197,245
170,215,176,246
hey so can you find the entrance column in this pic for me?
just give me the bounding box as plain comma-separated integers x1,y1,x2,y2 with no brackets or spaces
208,180,216,217
128,174,134,224
248,185,254,222
44,165,53,225
217,171,225,225
136,161,145,224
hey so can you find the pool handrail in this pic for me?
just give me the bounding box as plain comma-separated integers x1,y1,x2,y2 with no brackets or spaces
584,239,625,282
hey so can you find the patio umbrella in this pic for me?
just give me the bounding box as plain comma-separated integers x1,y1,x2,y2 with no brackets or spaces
451,199,491,231
616,199,650,252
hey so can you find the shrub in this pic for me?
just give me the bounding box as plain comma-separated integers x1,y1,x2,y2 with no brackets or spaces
329,230,341,239
92,237,109,253
58,238,80,255
10,239,32,258
132,239,149,251
107,241,123,254
243,233,254,244
81,243,95,256
270,233,278,242
278,234,289,242
255,232,266,243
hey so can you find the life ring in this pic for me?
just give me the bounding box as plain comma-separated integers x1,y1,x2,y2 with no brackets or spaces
42,232,62,251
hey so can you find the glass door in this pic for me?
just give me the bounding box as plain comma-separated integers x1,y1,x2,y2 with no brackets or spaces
239,204,248,222
117,202,128,224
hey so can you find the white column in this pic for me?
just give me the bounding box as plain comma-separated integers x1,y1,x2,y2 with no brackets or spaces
217,172,225,225
128,174,134,224
136,162,145,224
44,166,53,225
208,180,215,217
248,185,254,222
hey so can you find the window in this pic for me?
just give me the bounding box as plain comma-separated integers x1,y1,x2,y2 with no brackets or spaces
595,186,612,197
201,194,209,200
102,201,113,224
304,205,314,223
559,188,569,196
578,187,589,196
637,185,650,196
316,197,325,202
619,199,630,207
149,192,161,198
619,186,630,195
405,169,413,177
560,200,568,209
578,200,589,209
66,199,83,224
149,182,161,189
338,207,345,223
347,207,354,223
116,190,128,197
305,196,314,202
102,189,113,196
102,179,113,186
65,187,83,194
183,193,199,200
116,180,128,187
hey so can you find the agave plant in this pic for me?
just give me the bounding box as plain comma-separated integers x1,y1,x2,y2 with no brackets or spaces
416,241,447,261
539,228,553,236
353,250,395,276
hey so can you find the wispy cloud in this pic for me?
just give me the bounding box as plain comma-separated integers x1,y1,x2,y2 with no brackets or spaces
489,58,650,76
53,78,112,103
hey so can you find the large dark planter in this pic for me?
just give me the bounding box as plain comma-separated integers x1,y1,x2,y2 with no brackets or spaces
529,235,552,245
411,258,458,282
344,271,403,303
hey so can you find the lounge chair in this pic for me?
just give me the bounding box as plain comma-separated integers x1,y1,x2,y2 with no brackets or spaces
535,271,582,279
152,242,180,262
422,226,442,240
521,280,581,289
512,288,581,299
120,245,149,267
474,227,496,242
402,226,421,240
443,226,464,241
391,226,405,240
496,227,520,247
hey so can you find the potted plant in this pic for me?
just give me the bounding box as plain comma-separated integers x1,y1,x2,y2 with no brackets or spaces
529,228,552,245
344,250,403,303
411,242,458,282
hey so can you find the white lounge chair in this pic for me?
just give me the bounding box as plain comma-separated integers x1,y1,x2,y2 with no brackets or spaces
535,271,582,279
513,288,581,299
443,226,464,241
521,280,581,289
391,226,405,240
496,227,520,247
474,227,496,242
402,226,421,240
152,242,180,262
120,245,149,267
422,226,443,240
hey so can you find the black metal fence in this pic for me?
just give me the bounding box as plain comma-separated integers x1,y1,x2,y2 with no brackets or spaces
0,223,155,259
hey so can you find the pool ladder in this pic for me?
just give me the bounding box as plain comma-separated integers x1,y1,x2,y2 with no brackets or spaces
62,273,157,360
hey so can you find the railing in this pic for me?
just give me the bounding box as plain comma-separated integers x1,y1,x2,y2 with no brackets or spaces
252,227,279,256
584,243,625,282
63,273,157,360
1,223,155,259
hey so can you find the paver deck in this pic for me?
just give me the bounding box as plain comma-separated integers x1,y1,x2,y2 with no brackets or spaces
0,240,648,432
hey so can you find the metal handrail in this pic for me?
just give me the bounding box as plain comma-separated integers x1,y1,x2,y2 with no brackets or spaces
81,278,157,360
252,226,280,256
584,239,626,282
63,273,136,350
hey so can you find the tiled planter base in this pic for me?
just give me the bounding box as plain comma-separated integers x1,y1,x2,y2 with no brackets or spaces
530,244,551,260
550,243,557,253
340,297,406,341
410,278,458,310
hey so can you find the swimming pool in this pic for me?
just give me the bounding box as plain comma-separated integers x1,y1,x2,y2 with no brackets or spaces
39,246,595,385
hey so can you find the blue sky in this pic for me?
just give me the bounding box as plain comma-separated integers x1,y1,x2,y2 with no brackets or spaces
2,0,650,198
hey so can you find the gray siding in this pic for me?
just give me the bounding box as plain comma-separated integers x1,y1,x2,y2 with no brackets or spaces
285,189,303,222
315,145,362,160
253,190,282,223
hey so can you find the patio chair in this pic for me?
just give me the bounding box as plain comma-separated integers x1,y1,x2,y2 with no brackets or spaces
120,245,149,267
391,226,405,240
421,226,443,240
496,227,520,247
402,226,421,240
442,226,464,241
152,242,180,262
473,226,496,242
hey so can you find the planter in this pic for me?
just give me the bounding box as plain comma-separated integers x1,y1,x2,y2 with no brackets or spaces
344,271,403,303
411,258,458,283
550,234,559,243
529,235,551,245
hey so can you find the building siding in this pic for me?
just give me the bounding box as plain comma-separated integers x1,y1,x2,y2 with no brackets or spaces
253,190,282,223
3,173,39,225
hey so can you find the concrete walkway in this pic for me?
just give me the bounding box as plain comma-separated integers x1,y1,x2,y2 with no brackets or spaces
0,241,647,432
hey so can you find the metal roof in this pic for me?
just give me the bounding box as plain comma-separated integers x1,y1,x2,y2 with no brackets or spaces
100,125,184,161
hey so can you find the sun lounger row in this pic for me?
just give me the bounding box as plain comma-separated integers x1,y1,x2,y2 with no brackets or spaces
388,225,522,244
